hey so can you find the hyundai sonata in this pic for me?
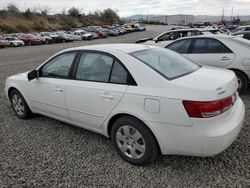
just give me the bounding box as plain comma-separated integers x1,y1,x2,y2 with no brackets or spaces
5,44,245,165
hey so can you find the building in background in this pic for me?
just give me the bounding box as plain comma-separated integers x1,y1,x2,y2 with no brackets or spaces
150,14,194,25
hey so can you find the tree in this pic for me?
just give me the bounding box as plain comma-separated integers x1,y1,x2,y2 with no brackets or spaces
100,9,120,24
68,7,80,18
23,8,32,18
7,3,20,15
40,6,50,17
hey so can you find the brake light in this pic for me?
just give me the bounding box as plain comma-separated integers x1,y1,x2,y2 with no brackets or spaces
183,96,233,118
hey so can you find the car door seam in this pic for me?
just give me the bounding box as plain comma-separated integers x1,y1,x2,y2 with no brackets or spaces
100,85,129,128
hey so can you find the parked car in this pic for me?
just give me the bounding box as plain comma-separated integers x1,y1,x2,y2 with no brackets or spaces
232,31,250,40
123,25,135,32
136,28,204,46
33,33,52,44
5,44,244,166
0,36,10,48
71,30,93,40
165,35,250,93
18,34,43,45
102,28,119,36
55,31,74,43
4,36,25,47
134,25,146,32
89,32,100,39
230,25,250,35
40,32,60,43
86,27,107,38
115,27,127,34
201,28,226,35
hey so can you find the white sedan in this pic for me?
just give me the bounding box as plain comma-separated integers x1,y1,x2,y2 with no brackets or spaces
5,44,245,166
165,35,250,93
137,28,213,47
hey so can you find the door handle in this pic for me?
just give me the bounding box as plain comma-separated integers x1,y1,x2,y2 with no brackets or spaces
220,57,231,61
54,87,63,92
101,92,115,100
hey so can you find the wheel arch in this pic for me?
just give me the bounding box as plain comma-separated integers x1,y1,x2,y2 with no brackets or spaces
7,85,33,112
8,87,18,98
106,113,162,153
228,68,249,82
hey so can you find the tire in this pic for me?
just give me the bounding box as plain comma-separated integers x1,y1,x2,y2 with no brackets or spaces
234,70,248,94
10,43,14,47
111,116,159,166
28,41,32,46
10,89,32,119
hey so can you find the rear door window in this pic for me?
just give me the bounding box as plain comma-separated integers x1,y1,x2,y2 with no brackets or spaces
76,53,113,82
191,38,232,53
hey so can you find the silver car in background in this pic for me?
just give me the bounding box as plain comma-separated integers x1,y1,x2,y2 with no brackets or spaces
165,35,250,93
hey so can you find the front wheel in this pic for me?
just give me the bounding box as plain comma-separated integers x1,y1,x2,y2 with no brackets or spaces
111,116,159,166
10,90,32,119
234,71,248,94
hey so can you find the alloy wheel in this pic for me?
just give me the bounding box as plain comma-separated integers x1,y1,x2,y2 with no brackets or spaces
116,125,146,159
12,94,25,116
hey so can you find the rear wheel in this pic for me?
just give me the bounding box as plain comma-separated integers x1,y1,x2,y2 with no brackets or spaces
111,116,159,166
234,70,248,94
10,43,14,47
10,90,32,119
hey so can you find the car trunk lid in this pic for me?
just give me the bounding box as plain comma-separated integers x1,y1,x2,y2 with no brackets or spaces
170,66,238,101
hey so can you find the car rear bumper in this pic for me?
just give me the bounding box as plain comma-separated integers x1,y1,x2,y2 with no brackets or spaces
148,97,245,156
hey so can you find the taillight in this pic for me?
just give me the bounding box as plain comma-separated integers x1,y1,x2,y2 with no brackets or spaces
183,96,233,118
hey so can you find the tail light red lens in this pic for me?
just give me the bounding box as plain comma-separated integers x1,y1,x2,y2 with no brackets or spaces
183,96,233,118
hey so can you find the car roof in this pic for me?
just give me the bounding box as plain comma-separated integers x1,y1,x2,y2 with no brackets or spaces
64,44,158,54
238,25,250,28
163,28,201,33
172,34,236,41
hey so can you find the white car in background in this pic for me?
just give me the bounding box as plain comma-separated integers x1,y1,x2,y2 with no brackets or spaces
5,44,245,166
165,35,250,93
34,33,52,44
0,36,10,48
4,36,25,47
230,25,250,35
71,29,93,40
136,28,206,47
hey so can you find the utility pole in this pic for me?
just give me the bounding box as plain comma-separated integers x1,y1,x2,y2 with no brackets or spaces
221,8,224,24
230,7,234,24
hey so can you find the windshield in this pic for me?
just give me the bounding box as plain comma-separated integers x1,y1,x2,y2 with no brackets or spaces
131,48,200,80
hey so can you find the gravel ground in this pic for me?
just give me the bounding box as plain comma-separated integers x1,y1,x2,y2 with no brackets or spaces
0,25,249,187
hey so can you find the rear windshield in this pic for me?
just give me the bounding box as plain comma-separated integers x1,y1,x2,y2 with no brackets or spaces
131,48,200,80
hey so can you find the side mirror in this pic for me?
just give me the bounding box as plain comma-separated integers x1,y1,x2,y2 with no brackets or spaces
27,70,39,81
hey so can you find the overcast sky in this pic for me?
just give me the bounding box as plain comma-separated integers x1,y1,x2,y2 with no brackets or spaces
1,0,250,17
